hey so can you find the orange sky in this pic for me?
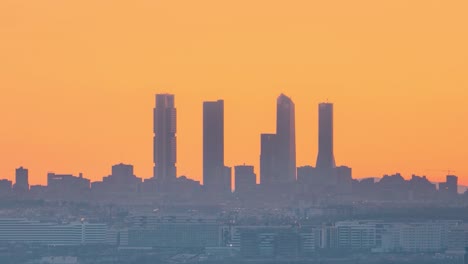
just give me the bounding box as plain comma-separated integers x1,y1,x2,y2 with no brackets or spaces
0,0,467,185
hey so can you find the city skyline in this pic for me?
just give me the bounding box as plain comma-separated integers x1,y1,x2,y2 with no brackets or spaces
2,1,468,263
1,1,467,185
0,92,465,187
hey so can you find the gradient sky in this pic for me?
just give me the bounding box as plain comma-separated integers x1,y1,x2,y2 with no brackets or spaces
1,0,467,185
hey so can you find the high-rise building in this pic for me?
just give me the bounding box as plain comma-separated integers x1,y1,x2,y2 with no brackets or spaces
260,133,277,185
14,166,29,193
316,103,336,169
153,94,177,182
276,94,296,182
260,94,297,186
203,100,224,191
234,165,256,194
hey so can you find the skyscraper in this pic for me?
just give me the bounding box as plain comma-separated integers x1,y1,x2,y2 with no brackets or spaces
260,133,277,185
203,100,224,190
316,103,336,169
276,94,296,182
153,94,177,182
14,167,29,193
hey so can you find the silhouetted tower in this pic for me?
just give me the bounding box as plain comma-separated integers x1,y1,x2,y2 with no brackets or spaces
316,103,336,169
153,94,177,182
203,100,225,190
14,167,29,192
276,94,296,182
260,134,277,184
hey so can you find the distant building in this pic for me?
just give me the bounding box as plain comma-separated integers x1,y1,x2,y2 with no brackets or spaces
335,220,381,250
141,175,202,196
377,173,408,200
446,223,468,254
440,175,458,199
0,218,109,245
153,94,177,182
408,175,437,200
14,166,29,193
127,215,222,248
316,103,336,169
375,220,459,253
319,224,339,249
260,133,277,185
276,94,296,182
92,163,142,194
296,165,351,195
230,226,311,258
398,221,456,253
0,179,12,193
234,165,256,194
203,100,225,192
259,94,297,186
47,173,90,196
298,103,349,193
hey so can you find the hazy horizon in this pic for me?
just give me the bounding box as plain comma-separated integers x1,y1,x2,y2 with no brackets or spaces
1,0,467,185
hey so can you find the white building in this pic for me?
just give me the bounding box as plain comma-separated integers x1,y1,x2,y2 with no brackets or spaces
376,221,460,253
0,218,108,245
335,221,382,250
446,223,468,255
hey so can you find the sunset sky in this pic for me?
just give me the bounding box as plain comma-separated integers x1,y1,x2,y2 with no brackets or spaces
0,0,467,185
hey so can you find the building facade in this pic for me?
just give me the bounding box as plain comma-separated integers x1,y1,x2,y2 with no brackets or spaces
316,103,336,169
14,166,29,193
276,94,296,182
203,100,225,192
153,94,177,182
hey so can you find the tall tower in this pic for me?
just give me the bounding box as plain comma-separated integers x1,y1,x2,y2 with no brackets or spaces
260,133,277,185
276,94,296,182
14,167,29,192
203,100,225,190
153,94,177,182
316,103,336,169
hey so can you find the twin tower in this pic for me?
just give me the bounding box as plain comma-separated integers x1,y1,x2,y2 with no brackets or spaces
153,93,336,188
